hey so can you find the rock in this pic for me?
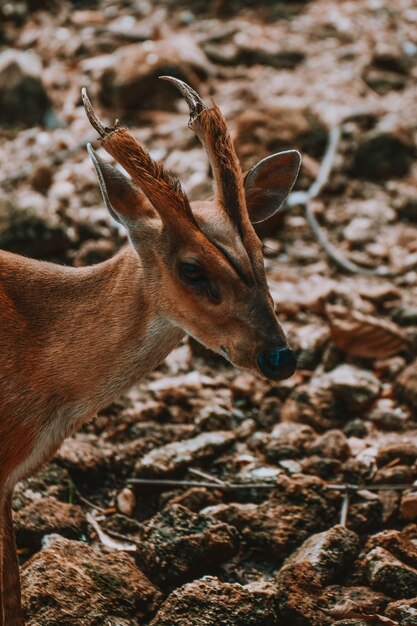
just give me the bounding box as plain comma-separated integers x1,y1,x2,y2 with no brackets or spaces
364,530,417,570
396,360,417,407
307,429,351,461
22,537,162,625
352,131,414,181
386,597,417,625
0,193,72,262
319,585,388,617
367,400,409,431
206,474,339,560
135,430,236,477
234,105,327,174
345,493,384,534
364,546,417,598
13,463,71,509
0,49,50,126
376,442,417,467
394,305,417,326
135,504,239,587
263,422,316,461
55,436,113,480
14,496,86,548
343,419,369,438
275,562,332,626
99,35,209,112
324,365,381,413
401,493,417,521
283,525,359,585
281,365,380,431
150,577,279,626
373,465,415,486
294,322,330,371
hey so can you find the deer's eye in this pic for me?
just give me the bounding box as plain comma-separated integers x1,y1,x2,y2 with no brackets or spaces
179,262,208,286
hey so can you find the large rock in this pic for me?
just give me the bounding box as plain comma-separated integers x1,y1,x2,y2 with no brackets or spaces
352,131,414,181
22,537,162,625
135,504,239,588
14,496,86,548
150,577,279,626
135,430,236,477
0,49,50,126
99,35,209,112
283,525,360,585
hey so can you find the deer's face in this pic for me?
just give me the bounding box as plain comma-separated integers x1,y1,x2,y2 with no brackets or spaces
83,79,300,380
156,203,296,380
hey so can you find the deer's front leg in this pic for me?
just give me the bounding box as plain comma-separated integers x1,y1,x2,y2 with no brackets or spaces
0,490,23,626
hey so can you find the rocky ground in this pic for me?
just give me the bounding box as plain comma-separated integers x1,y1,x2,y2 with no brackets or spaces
1,0,417,624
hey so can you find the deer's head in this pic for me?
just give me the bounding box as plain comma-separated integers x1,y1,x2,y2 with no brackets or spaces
82,79,300,380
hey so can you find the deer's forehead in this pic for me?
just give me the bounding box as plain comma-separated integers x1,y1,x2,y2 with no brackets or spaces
191,202,262,282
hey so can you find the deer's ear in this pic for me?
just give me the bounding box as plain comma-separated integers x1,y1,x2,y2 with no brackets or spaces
244,150,301,224
87,144,154,227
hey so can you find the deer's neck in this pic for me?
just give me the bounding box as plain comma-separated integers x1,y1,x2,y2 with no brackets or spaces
2,246,184,422
54,247,185,406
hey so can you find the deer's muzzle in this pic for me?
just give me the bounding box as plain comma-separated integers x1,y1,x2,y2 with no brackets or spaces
257,346,297,380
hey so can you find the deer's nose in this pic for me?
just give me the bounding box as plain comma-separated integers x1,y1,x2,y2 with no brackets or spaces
258,346,297,380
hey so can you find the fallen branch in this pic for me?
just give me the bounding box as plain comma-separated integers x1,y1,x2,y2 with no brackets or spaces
288,125,415,277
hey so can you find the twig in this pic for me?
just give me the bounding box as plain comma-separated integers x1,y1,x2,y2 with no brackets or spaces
339,488,351,527
188,467,227,486
127,477,415,493
288,125,415,277
127,478,274,491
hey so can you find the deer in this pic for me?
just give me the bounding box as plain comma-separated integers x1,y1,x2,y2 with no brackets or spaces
0,77,301,625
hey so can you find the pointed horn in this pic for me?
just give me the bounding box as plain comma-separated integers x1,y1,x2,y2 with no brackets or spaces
161,77,247,229
82,89,198,234
81,88,117,139
159,76,206,122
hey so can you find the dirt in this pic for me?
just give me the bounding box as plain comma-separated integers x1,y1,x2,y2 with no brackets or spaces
1,0,417,624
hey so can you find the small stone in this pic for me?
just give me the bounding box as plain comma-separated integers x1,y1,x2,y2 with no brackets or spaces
22,537,161,624
343,419,369,438
365,530,417,570
0,49,50,126
149,577,279,626
352,131,414,181
367,400,409,431
283,525,359,586
319,585,388,617
396,360,417,407
135,504,239,587
386,597,417,625
401,493,417,521
135,431,236,477
116,487,136,517
307,429,351,461
324,365,381,412
56,436,113,479
264,422,316,461
14,497,86,548
365,546,417,598
376,441,417,467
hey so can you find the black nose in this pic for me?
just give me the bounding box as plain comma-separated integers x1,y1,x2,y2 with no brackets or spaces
258,346,297,380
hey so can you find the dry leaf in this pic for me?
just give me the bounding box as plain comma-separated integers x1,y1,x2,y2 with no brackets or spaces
320,601,399,624
326,305,411,358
